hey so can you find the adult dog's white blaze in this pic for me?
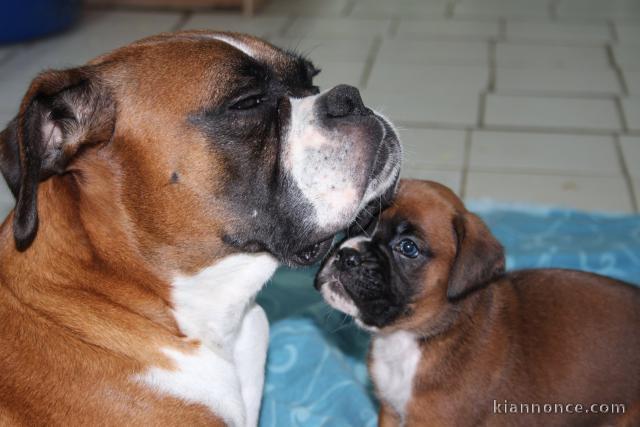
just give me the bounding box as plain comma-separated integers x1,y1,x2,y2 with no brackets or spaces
210,34,256,58
286,95,362,230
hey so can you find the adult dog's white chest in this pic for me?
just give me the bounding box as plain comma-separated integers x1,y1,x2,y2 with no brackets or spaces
371,330,421,423
135,253,278,427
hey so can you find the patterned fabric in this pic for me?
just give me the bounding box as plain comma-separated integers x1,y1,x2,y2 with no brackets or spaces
256,204,640,427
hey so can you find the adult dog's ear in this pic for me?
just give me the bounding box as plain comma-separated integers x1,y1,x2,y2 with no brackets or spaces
447,212,505,301
0,67,115,251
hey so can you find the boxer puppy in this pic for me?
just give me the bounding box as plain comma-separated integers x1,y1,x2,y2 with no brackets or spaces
0,31,401,426
316,179,640,427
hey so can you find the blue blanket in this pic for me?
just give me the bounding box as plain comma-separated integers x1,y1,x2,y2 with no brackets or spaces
256,205,640,427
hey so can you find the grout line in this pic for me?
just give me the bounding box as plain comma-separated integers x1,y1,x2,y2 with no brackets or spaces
607,44,629,97
172,10,192,31
359,36,382,89
492,89,625,100
393,120,626,137
369,33,503,43
363,33,607,46
603,2,630,133
459,129,472,198
478,39,610,48
488,41,497,92
485,91,619,101
477,92,487,128
464,166,626,179
613,134,639,213
614,97,630,133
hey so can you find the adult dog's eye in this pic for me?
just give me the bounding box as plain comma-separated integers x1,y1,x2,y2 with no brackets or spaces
397,239,419,258
231,94,266,110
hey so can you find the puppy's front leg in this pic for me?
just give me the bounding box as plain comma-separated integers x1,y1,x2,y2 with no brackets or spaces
233,304,269,427
379,404,401,427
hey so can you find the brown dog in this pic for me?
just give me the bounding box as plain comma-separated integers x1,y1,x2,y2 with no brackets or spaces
0,31,401,425
316,179,640,427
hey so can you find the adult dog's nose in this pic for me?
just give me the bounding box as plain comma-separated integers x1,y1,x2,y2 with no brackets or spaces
335,247,362,270
324,84,369,117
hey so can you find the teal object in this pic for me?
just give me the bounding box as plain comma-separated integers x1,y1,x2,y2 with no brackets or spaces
257,204,640,426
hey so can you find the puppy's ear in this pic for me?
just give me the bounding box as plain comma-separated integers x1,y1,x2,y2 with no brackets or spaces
0,67,115,251
447,212,505,301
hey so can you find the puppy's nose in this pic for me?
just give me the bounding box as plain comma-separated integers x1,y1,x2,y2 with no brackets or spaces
324,85,368,118
335,247,362,270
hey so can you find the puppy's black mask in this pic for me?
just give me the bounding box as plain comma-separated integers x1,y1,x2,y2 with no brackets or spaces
316,219,430,328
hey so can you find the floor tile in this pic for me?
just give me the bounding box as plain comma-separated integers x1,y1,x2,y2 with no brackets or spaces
496,43,610,69
263,0,348,17
485,95,621,131
0,179,13,221
364,90,478,125
0,10,181,114
350,0,448,19
465,172,633,213
400,128,466,169
285,17,392,39
455,0,549,18
396,19,499,40
470,131,620,175
625,71,640,95
623,98,640,131
376,39,488,65
495,68,621,95
79,10,182,41
268,37,373,64
621,136,640,178
0,112,12,129
614,45,640,71
401,167,463,194
313,61,366,90
616,25,640,45
367,63,489,94
0,47,13,63
557,0,640,19
184,13,289,38
0,81,24,115
0,111,14,216
505,21,611,43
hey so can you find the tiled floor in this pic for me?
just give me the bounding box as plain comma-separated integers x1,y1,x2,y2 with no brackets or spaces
1,0,640,214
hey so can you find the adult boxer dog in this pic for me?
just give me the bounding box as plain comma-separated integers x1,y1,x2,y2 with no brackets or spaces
0,31,401,426
316,179,640,427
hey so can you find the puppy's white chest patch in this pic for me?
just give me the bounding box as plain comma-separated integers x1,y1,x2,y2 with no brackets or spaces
134,253,278,426
371,331,421,421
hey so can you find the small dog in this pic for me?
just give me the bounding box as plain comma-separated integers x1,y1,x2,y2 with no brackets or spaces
315,179,640,427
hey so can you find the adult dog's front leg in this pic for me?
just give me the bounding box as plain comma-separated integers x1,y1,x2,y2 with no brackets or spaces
233,304,269,427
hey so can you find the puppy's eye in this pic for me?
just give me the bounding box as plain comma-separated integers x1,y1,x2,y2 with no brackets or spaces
396,238,419,258
231,94,267,110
